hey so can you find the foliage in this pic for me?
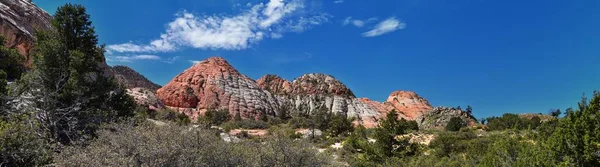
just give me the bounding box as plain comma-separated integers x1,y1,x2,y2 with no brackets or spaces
350,110,420,165
10,3,137,145
54,121,332,167
222,119,271,131
547,91,600,166
0,35,26,80
202,108,230,126
445,117,466,131
0,114,52,166
485,113,541,131
549,109,562,117
0,70,6,96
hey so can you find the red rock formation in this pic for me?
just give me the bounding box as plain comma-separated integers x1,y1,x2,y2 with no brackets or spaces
290,73,355,97
0,0,52,67
384,91,433,120
156,57,280,120
256,74,292,95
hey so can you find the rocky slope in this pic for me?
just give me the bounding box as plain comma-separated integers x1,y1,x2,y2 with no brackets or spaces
383,91,433,119
111,65,161,91
257,74,435,128
156,57,280,120
0,0,52,67
157,56,474,128
416,107,478,130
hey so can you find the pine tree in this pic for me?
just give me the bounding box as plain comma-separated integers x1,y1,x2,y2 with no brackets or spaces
22,3,135,144
466,105,473,114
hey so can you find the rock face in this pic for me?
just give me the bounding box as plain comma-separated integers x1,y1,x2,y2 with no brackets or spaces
256,74,292,95
384,91,433,119
0,0,52,67
126,88,165,111
257,73,433,128
158,57,472,129
112,65,161,91
416,107,477,130
156,57,280,120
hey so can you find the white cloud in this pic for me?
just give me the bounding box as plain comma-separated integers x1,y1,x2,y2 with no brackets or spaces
343,17,374,28
352,20,364,27
362,17,405,37
106,54,162,63
334,0,344,4
189,60,202,64
107,0,329,53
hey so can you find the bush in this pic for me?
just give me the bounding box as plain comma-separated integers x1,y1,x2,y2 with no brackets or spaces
288,117,310,129
203,109,230,126
221,119,271,132
0,114,52,166
54,121,332,166
485,113,540,131
445,117,466,132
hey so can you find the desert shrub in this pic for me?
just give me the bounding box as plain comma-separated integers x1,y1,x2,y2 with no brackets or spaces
0,114,52,166
485,113,540,131
203,109,230,126
54,121,331,167
445,117,466,131
221,119,271,132
268,125,302,139
154,109,190,125
288,116,310,129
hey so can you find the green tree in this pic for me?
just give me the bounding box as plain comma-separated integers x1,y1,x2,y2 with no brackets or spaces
0,70,6,95
20,3,135,145
466,105,473,114
549,109,562,117
327,114,354,137
204,109,230,126
547,91,600,166
234,111,242,122
368,110,418,162
0,35,26,80
445,117,466,132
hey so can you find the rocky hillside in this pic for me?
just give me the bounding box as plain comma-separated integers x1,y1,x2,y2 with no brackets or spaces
111,65,161,91
156,57,280,120
416,107,478,130
151,56,475,128
257,74,435,128
0,0,52,67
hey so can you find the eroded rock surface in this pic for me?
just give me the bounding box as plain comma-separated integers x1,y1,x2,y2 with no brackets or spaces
0,0,52,67
156,57,280,120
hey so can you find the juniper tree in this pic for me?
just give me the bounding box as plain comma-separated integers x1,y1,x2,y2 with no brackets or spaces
20,3,135,145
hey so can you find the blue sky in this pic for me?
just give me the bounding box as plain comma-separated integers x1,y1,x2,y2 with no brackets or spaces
36,0,600,119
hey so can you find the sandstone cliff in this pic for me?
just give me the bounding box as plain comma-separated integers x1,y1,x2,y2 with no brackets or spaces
0,0,52,67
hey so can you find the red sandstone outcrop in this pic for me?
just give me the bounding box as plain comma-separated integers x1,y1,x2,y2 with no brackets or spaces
156,57,280,120
383,91,433,120
256,74,292,95
0,0,52,67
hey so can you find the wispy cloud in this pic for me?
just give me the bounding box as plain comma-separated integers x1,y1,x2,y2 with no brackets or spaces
189,60,202,64
107,0,330,53
334,0,344,4
106,54,161,63
343,17,377,28
362,17,405,37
